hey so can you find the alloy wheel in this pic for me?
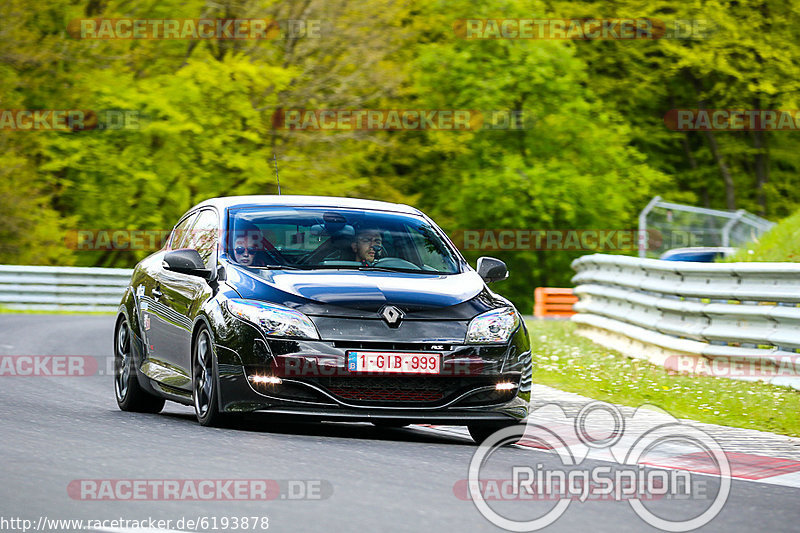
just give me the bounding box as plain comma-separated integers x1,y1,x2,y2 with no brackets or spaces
114,319,131,401
193,330,214,418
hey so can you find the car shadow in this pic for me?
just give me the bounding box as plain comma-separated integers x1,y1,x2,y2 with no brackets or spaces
155,410,475,445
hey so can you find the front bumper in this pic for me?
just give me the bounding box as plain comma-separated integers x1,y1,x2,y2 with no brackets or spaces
217,365,530,422
210,311,532,423
219,371,530,423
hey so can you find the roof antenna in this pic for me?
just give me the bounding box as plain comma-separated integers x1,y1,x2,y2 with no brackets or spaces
272,153,282,195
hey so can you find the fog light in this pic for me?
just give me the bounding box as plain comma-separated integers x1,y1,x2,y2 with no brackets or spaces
249,375,282,385
495,382,517,391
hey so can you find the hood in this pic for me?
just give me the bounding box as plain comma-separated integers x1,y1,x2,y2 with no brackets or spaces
225,265,507,319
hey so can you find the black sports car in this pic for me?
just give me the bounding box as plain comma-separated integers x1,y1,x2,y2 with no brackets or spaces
114,196,531,443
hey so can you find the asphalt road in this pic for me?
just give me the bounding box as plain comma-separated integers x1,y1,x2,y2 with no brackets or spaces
1,314,798,533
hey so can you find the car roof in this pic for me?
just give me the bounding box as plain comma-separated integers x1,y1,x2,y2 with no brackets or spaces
192,195,423,215
659,246,736,257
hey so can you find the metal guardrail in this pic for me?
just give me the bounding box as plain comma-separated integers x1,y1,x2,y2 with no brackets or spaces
638,195,775,258
0,265,132,312
571,254,800,388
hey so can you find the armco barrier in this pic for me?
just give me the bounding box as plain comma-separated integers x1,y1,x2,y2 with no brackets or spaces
533,287,577,318
571,254,800,389
0,264,132,312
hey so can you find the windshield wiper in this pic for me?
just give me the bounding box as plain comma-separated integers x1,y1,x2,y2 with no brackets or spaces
355,266,400,272
255,264,302,270
298,265,448,274
355,266,443,274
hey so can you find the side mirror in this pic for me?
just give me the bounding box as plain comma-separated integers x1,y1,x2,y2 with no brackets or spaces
476,256,508,283
163,249,213,279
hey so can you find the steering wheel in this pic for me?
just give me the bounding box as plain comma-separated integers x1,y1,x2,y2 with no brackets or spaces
372,257,421,270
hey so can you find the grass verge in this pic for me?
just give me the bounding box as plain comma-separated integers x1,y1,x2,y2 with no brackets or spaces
527,319,800,437
725,209,800,262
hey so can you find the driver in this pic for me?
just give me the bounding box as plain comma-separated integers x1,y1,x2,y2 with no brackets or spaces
351,228,383,266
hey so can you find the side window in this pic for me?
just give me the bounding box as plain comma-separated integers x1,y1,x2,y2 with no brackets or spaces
169,213,198,250
408,224,454,271
184,209,219,269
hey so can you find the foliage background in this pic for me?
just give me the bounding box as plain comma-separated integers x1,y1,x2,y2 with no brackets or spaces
2,0,798,312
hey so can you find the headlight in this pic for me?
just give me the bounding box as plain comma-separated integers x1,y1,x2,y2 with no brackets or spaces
226,299,320,340
466,307,520,344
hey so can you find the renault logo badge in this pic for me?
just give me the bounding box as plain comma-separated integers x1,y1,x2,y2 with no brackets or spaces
380,305,404,327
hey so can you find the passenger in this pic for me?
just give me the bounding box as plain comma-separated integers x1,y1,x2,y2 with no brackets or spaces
233,234,259,266
231,222,266,267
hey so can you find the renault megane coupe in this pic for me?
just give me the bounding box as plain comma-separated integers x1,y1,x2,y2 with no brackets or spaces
113,196,531,443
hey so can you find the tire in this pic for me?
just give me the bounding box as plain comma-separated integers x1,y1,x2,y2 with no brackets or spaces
468,422,524,445
192,327,227,427
114,316,165,413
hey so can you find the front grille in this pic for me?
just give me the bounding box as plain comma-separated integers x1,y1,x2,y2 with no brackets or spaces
328,387,444,402
304,376,501,406
246,364,521,407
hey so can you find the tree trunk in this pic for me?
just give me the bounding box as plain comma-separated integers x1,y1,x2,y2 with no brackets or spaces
752,129,769,216
681,135,709,206
688,74,736,210
703,129,736,210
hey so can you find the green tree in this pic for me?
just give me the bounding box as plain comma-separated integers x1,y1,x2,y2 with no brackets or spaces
550,0,800,217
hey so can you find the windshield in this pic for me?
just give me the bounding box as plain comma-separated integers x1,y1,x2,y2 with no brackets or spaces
226,206,462,274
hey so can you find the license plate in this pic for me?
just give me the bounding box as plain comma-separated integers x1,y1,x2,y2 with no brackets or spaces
346,351,441,374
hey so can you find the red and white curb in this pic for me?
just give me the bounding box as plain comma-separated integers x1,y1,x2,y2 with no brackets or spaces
413,384,800,490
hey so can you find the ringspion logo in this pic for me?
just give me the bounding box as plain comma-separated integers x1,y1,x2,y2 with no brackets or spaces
466,402,730,531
